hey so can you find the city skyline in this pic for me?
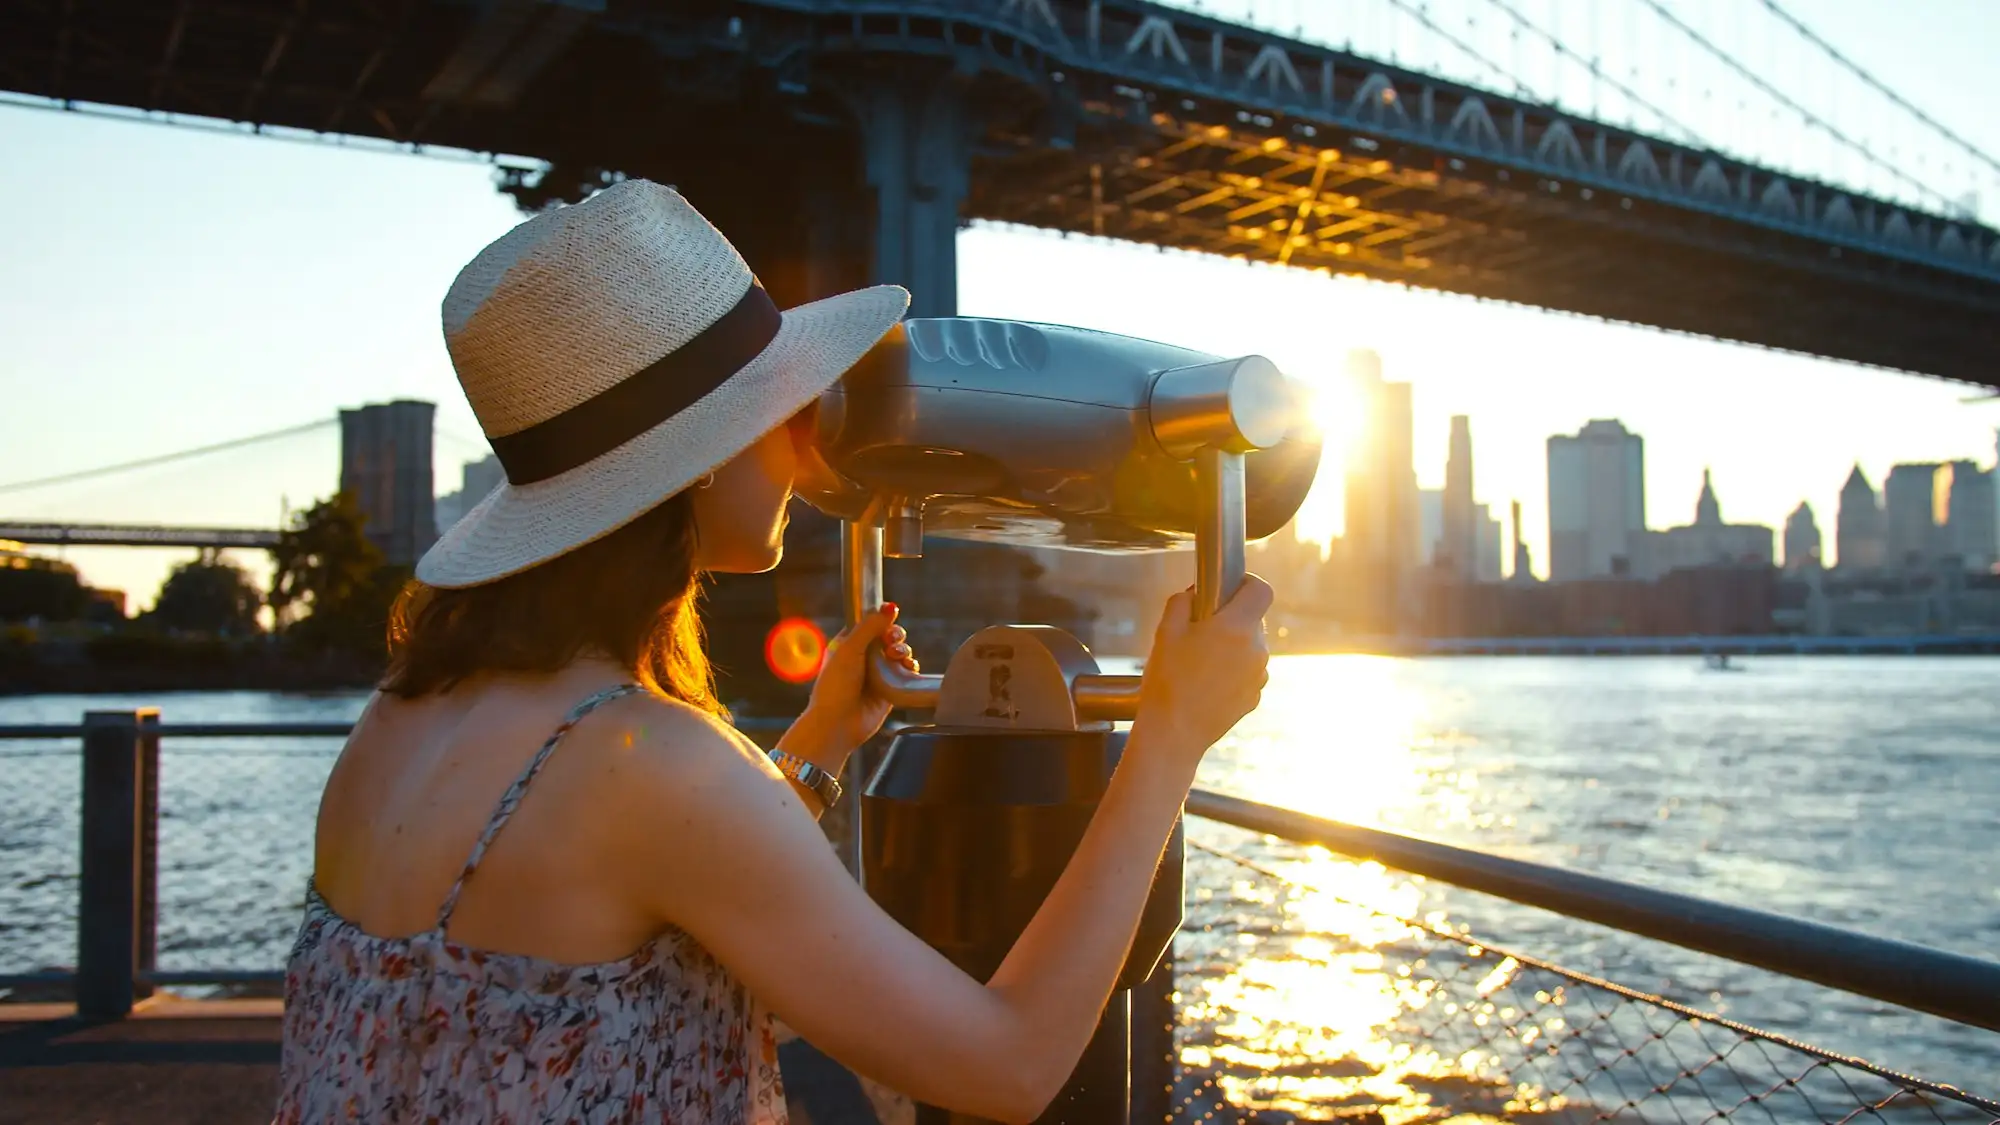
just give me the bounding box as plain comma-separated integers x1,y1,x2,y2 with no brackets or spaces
4,96,1999,605
389,348,1982,591
1397,403,1996,584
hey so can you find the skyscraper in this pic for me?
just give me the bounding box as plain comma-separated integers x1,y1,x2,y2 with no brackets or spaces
1474,502,1503,583
1417,488,1443,566
1509,500,1535,583
435,454,505,535
1782,502,1821,570
1835,465,1885,571
1547,419,1645,581
1341,349,1417,632
1694,468,1721,527
1882,463,1940,569
1938,460,1997,573
1637,469,1774,577
1441,415,1476,581
339,400,438,567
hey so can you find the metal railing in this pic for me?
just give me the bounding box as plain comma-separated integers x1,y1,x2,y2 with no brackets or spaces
1149,828,2000,1124
0,711,791,1010
1183,791,2000,1034
4,713,1996,1125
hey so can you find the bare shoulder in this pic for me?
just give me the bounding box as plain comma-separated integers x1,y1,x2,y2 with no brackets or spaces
573,693,812,926
575,692,794,826
316,691,397,822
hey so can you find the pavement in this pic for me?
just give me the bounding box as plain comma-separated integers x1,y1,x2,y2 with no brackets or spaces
0,999,281,1125
0,997,905,1125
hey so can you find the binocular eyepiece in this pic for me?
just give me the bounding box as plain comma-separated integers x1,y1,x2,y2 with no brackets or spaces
794,316,1324,720
794,317,1324,561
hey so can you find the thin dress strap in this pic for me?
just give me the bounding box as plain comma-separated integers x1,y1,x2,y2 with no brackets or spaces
434,683,647,933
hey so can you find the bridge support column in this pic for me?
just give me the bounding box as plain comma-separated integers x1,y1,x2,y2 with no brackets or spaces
851,78,974,318
668,161,870,312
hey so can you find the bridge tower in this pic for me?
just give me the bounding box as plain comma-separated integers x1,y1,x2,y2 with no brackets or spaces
511,57,983,319
660,83,974,318
339,400,438,568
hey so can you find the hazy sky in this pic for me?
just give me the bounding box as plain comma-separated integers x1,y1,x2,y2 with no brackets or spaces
1,0,1996,608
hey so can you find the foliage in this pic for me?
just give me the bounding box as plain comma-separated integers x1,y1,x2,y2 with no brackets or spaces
0,558,89,623
285,562,412,659
269,491,408,661
149,550,263,635
269,492,383,624
86,628,238,670
0,623,35,681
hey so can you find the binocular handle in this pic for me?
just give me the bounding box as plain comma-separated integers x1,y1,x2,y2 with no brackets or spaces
1152,355,1277,624
850,452,1246,719
1193,447,1247,622
842,521,948,710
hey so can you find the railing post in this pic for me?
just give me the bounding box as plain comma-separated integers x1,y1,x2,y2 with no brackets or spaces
1128,948,1177,1124
137,710,159,998
76,709,159,1018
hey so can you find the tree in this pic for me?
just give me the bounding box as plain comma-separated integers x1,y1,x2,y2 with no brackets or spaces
150,550,263,635
0,557,89,623
269,492,407,659
269,492,383,627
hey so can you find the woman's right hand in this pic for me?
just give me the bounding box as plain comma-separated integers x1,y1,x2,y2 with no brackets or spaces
1134,574,1275,757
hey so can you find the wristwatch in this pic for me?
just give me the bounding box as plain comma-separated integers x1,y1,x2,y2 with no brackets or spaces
768,749,844,810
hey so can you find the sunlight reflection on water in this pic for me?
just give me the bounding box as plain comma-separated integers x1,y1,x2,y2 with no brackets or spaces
1172,654,2000,1117
1183,657,1491,1122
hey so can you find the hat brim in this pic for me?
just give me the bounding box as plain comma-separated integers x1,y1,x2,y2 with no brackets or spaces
415,283,911,588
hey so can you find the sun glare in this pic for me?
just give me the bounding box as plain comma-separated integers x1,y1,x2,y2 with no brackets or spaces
1303,370,1368,466
1282,372,1367,543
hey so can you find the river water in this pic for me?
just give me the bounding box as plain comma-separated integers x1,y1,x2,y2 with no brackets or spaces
3,656,1995,1111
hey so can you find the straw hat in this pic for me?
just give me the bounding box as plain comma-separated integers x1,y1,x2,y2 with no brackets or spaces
415,179,909,588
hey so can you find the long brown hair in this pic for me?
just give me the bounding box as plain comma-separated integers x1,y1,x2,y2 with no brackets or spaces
381,492,723,714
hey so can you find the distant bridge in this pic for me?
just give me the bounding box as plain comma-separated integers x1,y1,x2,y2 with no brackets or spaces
0,523,281,550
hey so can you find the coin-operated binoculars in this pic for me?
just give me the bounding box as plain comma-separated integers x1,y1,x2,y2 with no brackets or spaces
796,318,1322,1125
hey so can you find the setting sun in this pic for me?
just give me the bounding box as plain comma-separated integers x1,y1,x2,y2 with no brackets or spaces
1281,370,1366,546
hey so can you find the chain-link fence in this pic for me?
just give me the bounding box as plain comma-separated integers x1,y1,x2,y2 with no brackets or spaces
1144,829,2000,1125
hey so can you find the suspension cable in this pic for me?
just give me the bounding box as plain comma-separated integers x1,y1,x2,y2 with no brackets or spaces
1375,0,1541,101
1623,0,1968,214
0,419,336,497
1755,0,2000,177
1475,0,1707,145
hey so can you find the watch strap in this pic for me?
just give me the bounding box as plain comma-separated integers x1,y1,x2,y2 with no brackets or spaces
768,749,844,809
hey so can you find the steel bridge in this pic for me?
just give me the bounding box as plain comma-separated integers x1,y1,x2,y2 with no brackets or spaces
3,0,1997,390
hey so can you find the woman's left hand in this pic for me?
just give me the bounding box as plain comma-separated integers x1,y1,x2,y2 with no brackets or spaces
779,603,919,771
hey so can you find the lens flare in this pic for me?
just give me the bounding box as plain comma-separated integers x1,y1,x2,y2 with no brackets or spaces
764,617,827,684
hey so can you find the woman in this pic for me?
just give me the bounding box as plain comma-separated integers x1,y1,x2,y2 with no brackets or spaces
276,179,1272,1123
